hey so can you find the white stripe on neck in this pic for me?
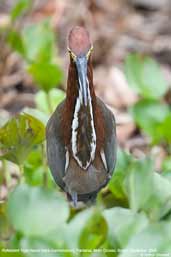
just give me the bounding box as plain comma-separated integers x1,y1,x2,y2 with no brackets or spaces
87,78,96,163
71,78,96,169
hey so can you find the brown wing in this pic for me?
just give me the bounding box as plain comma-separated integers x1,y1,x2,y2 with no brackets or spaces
46,100,66,190
97,97,117,176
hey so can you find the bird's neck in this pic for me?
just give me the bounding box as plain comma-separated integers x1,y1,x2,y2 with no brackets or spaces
66,60,95,105
62,60,105,169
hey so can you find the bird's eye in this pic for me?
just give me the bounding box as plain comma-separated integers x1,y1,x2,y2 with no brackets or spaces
67,48,77,62
86,45,93,60
67,46,93,61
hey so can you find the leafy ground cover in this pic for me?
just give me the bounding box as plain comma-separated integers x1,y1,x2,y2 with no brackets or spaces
1,1,171,257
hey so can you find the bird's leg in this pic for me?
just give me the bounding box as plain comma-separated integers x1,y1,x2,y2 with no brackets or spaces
71,191,78,207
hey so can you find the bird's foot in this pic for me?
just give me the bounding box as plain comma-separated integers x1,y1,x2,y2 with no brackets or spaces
71,191,78,207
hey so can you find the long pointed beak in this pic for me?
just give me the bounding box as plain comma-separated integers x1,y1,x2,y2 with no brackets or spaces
76,56,88,106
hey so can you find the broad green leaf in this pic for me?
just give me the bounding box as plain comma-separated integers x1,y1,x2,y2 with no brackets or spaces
122,156,171,220
28,62,63,92
19,238,61,257
0,113,45,165
131,100,169,125
119,222,171,257
79,211,107,250
22,20,64,91
157,114,171,143
0,249,24,257
7,184,69,237
143,173,171,221
109,149,133,201
131,99,170,143
65,209,94,249
7,30,25,56
153,173,171,219
10,0,31,21
24,148,54,187
22,20,56,63
123,158,153,212
4,233,29,257
162,158,171,186
125,54,168,99
35,89,65,114
103,207,148,248
23,147,43,186
23,108,49,125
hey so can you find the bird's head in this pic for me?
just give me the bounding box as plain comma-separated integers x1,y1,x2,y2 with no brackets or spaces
68,26,93,106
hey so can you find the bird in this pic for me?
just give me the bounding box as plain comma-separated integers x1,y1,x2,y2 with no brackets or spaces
46,26,117,206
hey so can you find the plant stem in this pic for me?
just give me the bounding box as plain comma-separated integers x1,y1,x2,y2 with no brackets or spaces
19,164,25,183
46,92,53,113
1,160,7,186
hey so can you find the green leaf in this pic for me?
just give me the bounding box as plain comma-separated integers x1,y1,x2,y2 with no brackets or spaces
122,156,171,220
125,54,168,99
24,148,54,187
23,108,49,125
103,207,148,249
157,114,171,143
0,203,12,246
131,99,170,143
10,0,31,21
0,249,24,257
7,184,69,237
28,62,63,92
119,222,171,257
23,147,43,185
123,158,154,212
65,209,94,249
162,157,171,178
109,149,133,201
35,89,65,113
7,30,25,56
79,211,108,250
143,173,171,221
19,238,61,257
0,113,45,164
22,20,56,63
